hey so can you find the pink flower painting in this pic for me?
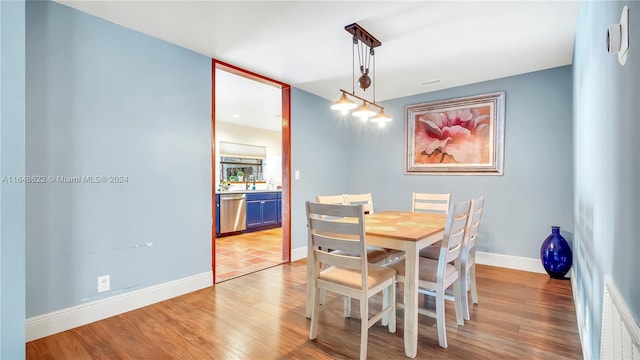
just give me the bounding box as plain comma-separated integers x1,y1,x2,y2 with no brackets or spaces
414,107,491,164
405,92,504,175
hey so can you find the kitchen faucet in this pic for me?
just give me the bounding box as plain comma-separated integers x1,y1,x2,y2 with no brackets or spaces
245,174,256,190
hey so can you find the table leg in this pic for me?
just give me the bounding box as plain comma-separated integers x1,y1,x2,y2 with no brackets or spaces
404,246,419,358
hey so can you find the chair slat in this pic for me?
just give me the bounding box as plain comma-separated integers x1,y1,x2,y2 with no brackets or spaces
414,202,448,212
309,217,362,236
308,202,362,217
315,249,362,270
312,233,361,255
345,193,375,214
316,194,348,205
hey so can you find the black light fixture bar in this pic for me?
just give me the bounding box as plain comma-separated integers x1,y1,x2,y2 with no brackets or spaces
344,23,381,49
339,89,384,110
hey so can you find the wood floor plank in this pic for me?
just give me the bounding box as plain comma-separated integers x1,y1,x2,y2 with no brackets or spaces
27,262,582,359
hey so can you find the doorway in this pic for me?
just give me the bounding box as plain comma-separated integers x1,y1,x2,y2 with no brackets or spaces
211,60,291,283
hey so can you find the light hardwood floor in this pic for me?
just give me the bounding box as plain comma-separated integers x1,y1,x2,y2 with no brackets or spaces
27,261,582,359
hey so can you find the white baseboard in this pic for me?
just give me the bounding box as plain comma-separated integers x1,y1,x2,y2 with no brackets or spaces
25,271,213,342
291,246,307,262
475,251,547,274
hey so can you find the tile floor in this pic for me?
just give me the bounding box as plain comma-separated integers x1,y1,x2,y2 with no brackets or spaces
215,227,283,283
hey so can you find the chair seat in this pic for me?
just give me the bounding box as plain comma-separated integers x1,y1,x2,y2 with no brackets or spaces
331,248,390,264
387,257,457,284
319,264,397,289
419,241,442,259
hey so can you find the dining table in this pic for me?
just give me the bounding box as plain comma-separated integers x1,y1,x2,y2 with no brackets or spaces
305,210,447,358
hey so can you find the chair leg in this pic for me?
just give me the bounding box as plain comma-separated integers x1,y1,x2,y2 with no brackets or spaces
463,264,479,320
462,286,471,321
381,287,389,326
388,281,396,333
359,296,369,360
344,296,352,317
305,265,313,319
435,287,448,348
460,265,470,321
453,279,464,326
469,264,478,305
309,286,322,340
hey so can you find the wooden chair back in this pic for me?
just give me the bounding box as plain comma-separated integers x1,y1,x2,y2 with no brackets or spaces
464,196,485,266
439,200,471,266
306,202,367,273
412,192,451,214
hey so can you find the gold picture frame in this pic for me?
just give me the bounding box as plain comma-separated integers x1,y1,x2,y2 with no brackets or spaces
405,92,505,175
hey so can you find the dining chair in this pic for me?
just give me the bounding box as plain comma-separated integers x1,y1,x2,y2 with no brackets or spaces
387,199,471,348
419,196,485,321
460,196,485,320
306,201,397,360
314,194,389,317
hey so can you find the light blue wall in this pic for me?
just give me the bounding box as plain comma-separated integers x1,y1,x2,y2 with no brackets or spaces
348,66,574,260
25,1,212,316
290,87,351,251
0,1,26,358
573,2,640,358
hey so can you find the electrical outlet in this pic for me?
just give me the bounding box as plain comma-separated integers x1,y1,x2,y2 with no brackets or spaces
98,275,110,293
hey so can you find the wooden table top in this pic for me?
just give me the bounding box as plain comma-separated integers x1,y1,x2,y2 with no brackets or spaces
364,211,447,241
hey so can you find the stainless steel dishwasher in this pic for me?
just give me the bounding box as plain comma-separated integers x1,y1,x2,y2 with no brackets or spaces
219,193,246,234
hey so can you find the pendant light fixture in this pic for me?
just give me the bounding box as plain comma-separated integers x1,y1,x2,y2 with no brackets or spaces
331,23,392,127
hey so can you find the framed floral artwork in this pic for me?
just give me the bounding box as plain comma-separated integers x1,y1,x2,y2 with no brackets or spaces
405,92,505,175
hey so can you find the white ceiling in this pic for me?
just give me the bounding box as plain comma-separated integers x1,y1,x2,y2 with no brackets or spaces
56,1,580,131
215,68,283,131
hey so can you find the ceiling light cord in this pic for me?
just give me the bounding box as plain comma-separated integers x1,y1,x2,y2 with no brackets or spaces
352,35,356,94
373,49,376,103
358,41,369,78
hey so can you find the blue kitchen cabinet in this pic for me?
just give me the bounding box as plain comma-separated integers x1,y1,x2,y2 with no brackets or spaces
246,192,280,232
246,197,263,229
261,198,278,225
277,192,282,224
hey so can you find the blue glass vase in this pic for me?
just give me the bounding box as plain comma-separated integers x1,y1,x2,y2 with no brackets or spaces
540,226,572,279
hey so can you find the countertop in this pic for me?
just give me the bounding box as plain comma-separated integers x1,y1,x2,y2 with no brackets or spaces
217,189,281,195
